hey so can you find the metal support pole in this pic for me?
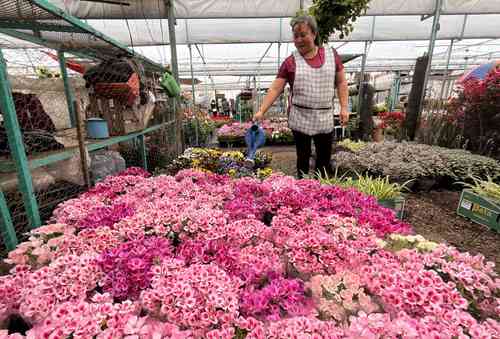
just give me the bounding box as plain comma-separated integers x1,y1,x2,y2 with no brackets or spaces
419,0,443,118
437,39,454,113
394,72,401,110
167,3,179,82
357,41,369,115
0,49,41,228
58,50,76,128
277,41,282,113
74,101,91,188
278,17,283,114
189,45,196,107
277,43,281,72
195,44,215,89
389,72,401,112
188,44,198,146
256,43,273,114
253,76,258,115
138,134,147,171
166,0,181,153
0,189,17,251
259,43,274,64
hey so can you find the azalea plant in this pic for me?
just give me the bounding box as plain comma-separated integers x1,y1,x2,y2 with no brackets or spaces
378,111,405,138
448,67,500,157
0,169,498,338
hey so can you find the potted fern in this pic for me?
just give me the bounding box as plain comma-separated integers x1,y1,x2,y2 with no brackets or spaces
457,176,500,232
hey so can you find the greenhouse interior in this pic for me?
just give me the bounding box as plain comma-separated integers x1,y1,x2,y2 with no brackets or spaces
0,0,499,337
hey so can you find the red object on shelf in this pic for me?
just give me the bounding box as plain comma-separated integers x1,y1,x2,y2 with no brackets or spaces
43,51,86,74
94,73,140,106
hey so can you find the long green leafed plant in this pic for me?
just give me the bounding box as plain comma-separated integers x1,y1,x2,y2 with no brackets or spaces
337,139,366,152
458,175,500,202
315,169,412,200
309,0,371,43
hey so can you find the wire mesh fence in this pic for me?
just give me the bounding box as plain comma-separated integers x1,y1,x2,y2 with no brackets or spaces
0,43,182,256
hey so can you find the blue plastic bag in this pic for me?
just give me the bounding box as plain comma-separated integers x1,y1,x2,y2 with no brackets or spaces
244,124,266,166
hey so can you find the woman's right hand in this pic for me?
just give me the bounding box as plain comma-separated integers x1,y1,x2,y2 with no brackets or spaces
253,110,264,122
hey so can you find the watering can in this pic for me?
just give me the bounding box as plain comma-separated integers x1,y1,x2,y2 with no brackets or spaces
244,124,266,167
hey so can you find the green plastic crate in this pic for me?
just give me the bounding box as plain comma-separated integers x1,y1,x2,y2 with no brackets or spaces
457,189,500,232
378,196,406,220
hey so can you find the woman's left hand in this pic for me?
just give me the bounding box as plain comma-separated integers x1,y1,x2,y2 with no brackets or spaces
340,109,350,126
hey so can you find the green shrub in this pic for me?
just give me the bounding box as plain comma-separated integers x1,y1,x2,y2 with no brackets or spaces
333,141,500,184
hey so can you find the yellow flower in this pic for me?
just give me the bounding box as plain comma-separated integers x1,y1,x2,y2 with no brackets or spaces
389,234,405,242
375,239,387,248
257,167,273,179
416,241,439,252
222,151,244,161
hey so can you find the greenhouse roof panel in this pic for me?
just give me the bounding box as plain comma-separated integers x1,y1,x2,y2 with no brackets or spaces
0,0,165,72
10,0,500,20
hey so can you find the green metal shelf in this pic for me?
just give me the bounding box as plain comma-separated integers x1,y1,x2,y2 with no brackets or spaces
0,121,174,173
0,0,175,233
0,0,165,73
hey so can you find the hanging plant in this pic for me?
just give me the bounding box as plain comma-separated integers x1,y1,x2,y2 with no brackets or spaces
308,0,371,44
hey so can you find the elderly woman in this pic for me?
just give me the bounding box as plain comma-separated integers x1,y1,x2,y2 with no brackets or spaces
253,15,349,178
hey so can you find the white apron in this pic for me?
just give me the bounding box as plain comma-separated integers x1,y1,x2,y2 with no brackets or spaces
288,47,337,136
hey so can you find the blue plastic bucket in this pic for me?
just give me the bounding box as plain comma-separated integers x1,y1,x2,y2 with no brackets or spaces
86,118,109,139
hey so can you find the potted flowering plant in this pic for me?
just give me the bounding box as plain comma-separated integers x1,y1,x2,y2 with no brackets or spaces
378,111,405,139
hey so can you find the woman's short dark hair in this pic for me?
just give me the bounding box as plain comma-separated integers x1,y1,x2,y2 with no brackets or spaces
290,15,318,34
290,15,320,45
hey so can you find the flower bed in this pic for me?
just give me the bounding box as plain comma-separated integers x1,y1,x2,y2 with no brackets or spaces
1,169,499,338
334,141,500,189
165,148,273,179
217,119,293,146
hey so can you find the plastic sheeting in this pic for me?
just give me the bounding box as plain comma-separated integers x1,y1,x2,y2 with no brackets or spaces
71,15,500,47
49,0,303,19
2,1,500,50
20,0,500,20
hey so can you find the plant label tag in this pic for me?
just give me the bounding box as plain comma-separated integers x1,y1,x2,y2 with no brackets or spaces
461,199,473,210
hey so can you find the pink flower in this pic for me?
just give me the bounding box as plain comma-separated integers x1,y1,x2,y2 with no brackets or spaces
0,170,497,336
